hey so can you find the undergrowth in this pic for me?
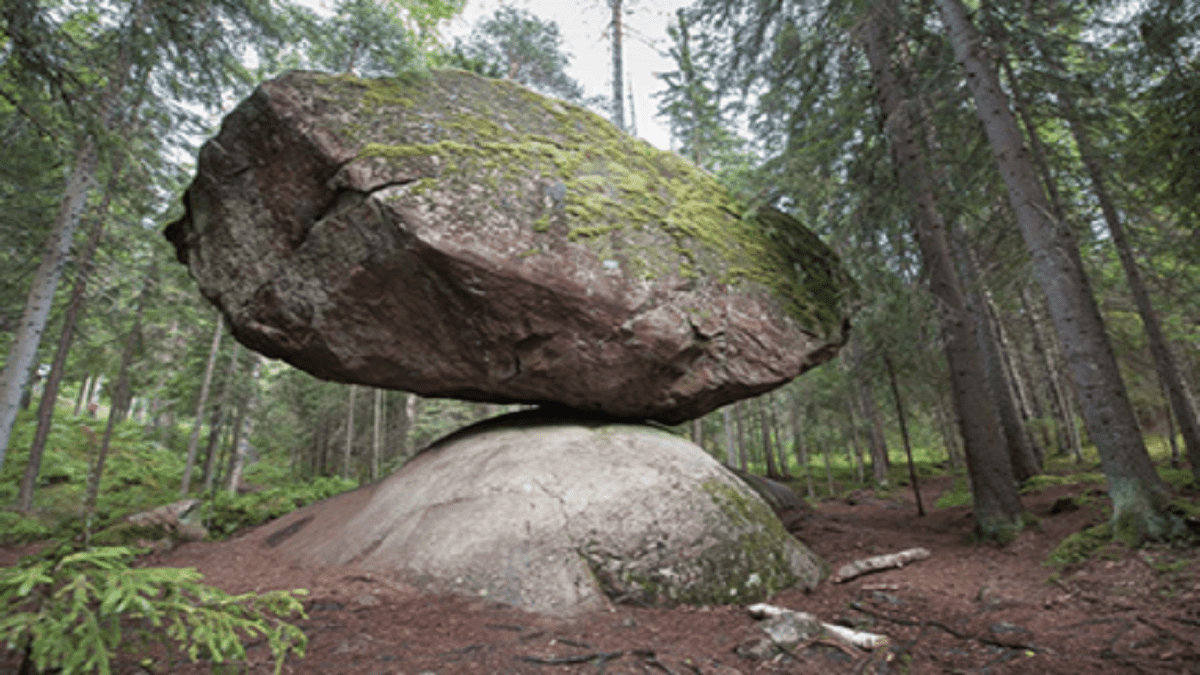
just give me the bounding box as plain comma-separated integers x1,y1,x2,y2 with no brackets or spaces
0,545,307,675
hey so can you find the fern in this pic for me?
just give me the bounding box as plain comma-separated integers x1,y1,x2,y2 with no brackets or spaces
0,546,307,675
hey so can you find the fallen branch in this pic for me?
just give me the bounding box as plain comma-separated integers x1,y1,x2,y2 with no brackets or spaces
834,547,931,583
849,600,1045,654
748,603,888,650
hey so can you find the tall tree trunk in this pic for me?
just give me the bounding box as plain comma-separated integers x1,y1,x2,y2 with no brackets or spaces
224,355,262,495
861,4,1022,537
0,139,98,470
758,397,779,478
770,398,791,478
1019,285,1079,459
722,406,737,466
343,385,357,480
952,228,1041,481
74,374,90,417
884,354,925,516
609,0,625,131
936,0,1173,541
845,389,866,485
372,388,384,481
180,317,224,495
17,159,125,511
691,418,703,448
734,400,748,471
1057,86,1200,482
789,393,815,498
202,344,242,491
84,264,150,516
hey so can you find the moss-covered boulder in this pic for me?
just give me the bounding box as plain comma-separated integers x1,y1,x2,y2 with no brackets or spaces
165,69,852,423
256,410,826,616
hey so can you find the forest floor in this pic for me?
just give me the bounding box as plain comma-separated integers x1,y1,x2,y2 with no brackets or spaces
4,473,1200,674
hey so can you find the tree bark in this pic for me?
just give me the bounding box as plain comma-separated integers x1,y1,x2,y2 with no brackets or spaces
84,264,150,515
224,354,262,495
1057,85,1200,482
884,354,925,516
861,2,1022,537
936,0,1173,541
789,393,816,498
0,139,98,470
17,158,126,511
202,343,241,491
758,396,779,478
722,406,737,466
343,384,357,480
609,0,625,131
180,317,224,495
372,388,384,481
734,400,748,471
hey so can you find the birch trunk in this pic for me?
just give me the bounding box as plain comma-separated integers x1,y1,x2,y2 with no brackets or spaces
0,139,98,470
936,0,1173,541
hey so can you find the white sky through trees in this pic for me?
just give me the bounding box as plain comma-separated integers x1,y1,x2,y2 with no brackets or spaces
307,0,693,149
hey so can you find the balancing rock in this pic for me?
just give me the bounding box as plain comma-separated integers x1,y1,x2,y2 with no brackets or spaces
256,410,826,616
165,69,852,423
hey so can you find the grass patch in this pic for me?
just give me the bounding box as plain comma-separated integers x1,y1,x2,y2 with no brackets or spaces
935,475,971,509
1046,522,1122,568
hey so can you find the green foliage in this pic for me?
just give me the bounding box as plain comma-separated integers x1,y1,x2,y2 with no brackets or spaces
1046,523,1119,568
0,511,51,545
1020,472,1105,493
204,476,357,538
935,476,972,509
0,546,306,675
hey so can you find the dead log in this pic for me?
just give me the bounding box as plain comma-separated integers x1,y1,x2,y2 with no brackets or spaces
833,547,930,583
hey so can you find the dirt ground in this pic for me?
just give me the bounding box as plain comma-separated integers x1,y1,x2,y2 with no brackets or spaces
4,474,1199,674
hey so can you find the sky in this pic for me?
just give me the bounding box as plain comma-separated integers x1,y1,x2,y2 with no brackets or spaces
443,0,694,150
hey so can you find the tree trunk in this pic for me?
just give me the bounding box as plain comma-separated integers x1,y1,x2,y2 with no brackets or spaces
936,0,1173,541
343,385,357,480
861,3,1022,537
224,355,262,495
691,418,703,449
609,0,625,131
884,354,925,516
951,227,1041,481
0,139,99,470
180,317,224,495
203,343,241,491
864,1,1022,535
758,397,779,478
734,400,748,471
17,161,125,511
1019,285,1079,459
845,390,867,485
789,393,815,497
770,398,791,478
74,374,90,417
372,388,384,481
722,406,737,466
84,263,149,516
1057,86,1200,482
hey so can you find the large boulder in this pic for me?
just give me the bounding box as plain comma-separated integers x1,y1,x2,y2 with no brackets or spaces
256,411,826,616
165,69,852,423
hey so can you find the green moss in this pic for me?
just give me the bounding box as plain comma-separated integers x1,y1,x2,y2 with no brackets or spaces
1045,523,1115,568
1020,472,1105,493
303,69,850,336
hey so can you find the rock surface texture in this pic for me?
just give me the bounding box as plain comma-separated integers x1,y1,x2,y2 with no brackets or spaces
257,412,826,616
165,69,851,423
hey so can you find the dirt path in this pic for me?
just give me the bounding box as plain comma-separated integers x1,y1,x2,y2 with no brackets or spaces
4,475,1198,674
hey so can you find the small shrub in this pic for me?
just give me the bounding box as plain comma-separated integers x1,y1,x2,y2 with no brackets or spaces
0,546,307,675
0,512,51,546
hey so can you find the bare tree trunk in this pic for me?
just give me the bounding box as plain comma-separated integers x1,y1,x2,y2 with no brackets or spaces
609,0,625,131
884,354,925,516
758,397,779,478
372,388,384,481
84,264,149,516
0,139,99,470
722,406,737,466
789,393,815,497
845,391,867,485
691,418,703,449
1019,285,1078,460
343,385,357,480
861,3,1022,537
734,400,748,471
17,164,125,511
74,374,90,417
202,344,241,491
224,355,262,495
770,398,791,478
181,317,224,495
936,0,1172,541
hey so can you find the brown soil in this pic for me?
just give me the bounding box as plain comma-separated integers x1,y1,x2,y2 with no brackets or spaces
4,475,1199,674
